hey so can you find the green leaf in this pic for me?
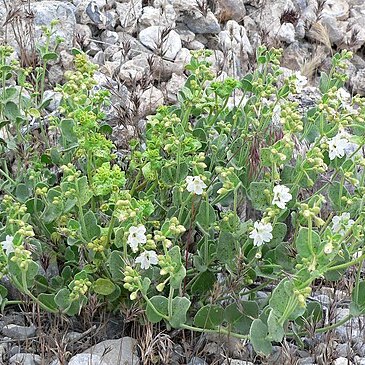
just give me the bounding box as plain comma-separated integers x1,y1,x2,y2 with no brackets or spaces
196,200,215,229
42,52,58,61
28,108,41,118
319,72,329,94
83,211,100,241
146,295,168,323
328,181,349,210
8,260,39,289
4,101,20,120
108,251,125,281
194,305,224,329
60,119,77,143
217,231,235,264
94,278,115,296
250,319,272,356
15,183,30,202
191,271,215,294
76,176,92,206
270,223,287,247
249,182,270,211
295,227,320,259
224,301,259,335
267,310,284,342
38,293,58,312
350,281,365,316
170,297,191,328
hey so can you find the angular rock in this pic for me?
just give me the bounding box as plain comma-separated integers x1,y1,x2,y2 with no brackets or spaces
2,324,36,339
187,357,208,365
83,337,139,365
68,354,108,365
116,0,142,33
351,69,365,96
9,353,41,365
184,11,221,34
101,30,119,46
43,90,62,112
75,24,93,48
139,26,182,60
321,0,350,20
334,357,353,365
139,86,164,116
119,54,150,83
222,360,254,365
77,0,106,26
215,0,246,22
139,5,176,29
277,23,296,43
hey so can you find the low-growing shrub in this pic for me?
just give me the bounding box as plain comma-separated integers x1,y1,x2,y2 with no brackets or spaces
1,44,365,356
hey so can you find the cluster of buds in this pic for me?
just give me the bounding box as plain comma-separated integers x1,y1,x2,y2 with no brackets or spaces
35,186,48,197
10,246,32,270
158,254,176,277
116,198,137,222
298,198,326,227
303,147,327,176
294,286,311,307
216,166,236,195
280,102,303,134
154,231,172,248
87,236,107,253
70,278,92,301
2,195,27,218
192,153,207,172
0,260,8,279
17,224,35,238
60,164,81,182
168,217,186,236
123,266,141,300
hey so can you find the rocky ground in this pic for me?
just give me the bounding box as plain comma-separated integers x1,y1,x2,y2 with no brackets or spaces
1,0,365,364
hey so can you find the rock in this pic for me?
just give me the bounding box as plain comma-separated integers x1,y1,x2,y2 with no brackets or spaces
68,354,108,365
48,64,64,85
60,50,74,70
101,30,119,46
334,357,353,365
139,5,176,29
219,20,252,77
297,357,316,365
139,86,164,116
118,32,153,59
119,55,150,83
222,360,254,365
318,16,348,45
281,42,313,70
139,26,182,60
186,40,205,50
75,24,93,48
354,342,365,357
2,324,36,339
77,0,106,26
32,1,76,51
312,293,331,307
43,90,62,112
82,337,139,365
175,25,195,43
10,353,42,365
187,357,208,365
116,0,142,33
166,73,186,103
184,11,221,34
215,0,246,22
336,343,352,358
277,23,296,43
321,0,350,20
351,69,365,95
93,50,105,65
174,48,192,70
88,41,103,56
355,357,365,365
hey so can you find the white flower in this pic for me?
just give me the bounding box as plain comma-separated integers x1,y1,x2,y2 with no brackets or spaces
272,184,292,209
323,242,333,255
272,104,282,126
337,88,351,104
186,176,207,195
135,250,158,270
328,134,350,160
249,221,273,247
332,213,354,236
1,235,14,255
127,225,147,253
294,71,308,93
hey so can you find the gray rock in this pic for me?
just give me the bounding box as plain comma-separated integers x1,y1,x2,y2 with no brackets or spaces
75,23,93,48
139,26,182,60
277,23,296,43
187,357,208,365
186,40,205,50
33,1,76,51
82,337,139,365
321,0,350,20
68,354,108,365
101,30,119,46
93,50,105,65
222,360,254,365
354,342,365,357
175,25,195,43
318,16,348,45
60,50,74,70
119,55,150,83
10,353,42,365
215,0,246,22
336,343,352,358
166,73,186,103
43,90,62,112
88,41,103,57
184,11,221,34
48,64,64,85
355,357,365,365
139,5,176,29
139,86,164,116
77,0,105,26
297,357,316,365
351,69,365,96
116,0,142,33
334,357,353,365
2,324,36,339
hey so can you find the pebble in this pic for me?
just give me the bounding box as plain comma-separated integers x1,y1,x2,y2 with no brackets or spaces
2,324,36,340
9,353,42,365
187,357,208,365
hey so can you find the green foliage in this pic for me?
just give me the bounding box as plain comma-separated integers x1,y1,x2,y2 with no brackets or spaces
0,43,363,357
